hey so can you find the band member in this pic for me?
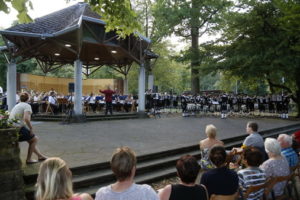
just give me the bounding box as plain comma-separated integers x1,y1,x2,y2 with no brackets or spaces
48,91,59,114
181,93,188,117
100,86,116,115
220,93,228,119
282,94,290,119
86,92,97,113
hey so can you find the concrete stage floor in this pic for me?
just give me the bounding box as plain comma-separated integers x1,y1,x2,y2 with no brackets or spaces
21,116,299,172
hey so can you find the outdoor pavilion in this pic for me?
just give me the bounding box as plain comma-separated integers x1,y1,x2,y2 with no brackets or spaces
0,2,157,115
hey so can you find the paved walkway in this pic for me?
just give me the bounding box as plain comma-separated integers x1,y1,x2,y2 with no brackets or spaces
21,116,299,173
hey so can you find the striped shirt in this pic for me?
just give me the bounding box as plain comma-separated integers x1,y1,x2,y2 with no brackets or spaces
281,147,299,167
238,167,266,200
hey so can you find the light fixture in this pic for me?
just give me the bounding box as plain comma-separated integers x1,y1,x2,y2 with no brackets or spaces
94,57,100,60
65,44,71,47
54,53,60,56
111,50,117,54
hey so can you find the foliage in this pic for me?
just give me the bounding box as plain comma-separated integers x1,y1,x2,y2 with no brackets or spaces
84,0,141,37
89,66,122,79
127,41,190,95
202,0,300,115
152,0,231,93
0,0,32,23
0,109,17,128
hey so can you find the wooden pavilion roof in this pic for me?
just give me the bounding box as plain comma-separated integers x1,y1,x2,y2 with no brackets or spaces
0,3,157,75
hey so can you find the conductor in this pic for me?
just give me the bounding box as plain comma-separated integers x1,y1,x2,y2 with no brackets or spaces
100,86,116,115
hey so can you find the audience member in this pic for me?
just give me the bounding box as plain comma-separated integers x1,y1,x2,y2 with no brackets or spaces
242,122,264,149
292,130,300,153
159,155,208,200
199,124,224,170
277,134,299,167
238,147,266,200
200,146,238,198
36,157,92,200
260,138,290,197
95,147,158,200
9,92,47,164
238,121,267,161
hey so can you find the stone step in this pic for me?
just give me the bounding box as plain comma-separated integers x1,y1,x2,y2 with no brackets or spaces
24,123,300,199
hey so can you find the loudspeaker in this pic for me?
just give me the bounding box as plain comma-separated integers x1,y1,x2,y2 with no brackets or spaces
68,83,74,93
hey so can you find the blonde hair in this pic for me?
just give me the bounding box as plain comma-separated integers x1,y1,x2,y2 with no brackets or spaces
36,157,73,200
110,146,137,181
205,124,217,138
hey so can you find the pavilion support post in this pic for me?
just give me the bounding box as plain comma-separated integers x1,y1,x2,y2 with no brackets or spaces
74,59,82,115
124,75,128,95
148,73,154,91
7,62,17,111
138,64,145,113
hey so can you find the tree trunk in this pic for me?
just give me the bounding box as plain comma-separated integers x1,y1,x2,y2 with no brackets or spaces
295,78,300,118
191,0,200,94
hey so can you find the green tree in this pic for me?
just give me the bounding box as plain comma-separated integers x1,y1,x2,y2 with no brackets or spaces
0,0,32,23
204,0,300,116
84,0,141,37
153,0,231,94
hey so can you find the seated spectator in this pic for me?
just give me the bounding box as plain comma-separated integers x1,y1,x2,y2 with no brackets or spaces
277,134,299,167
292,130,300,153
200,146,238,198
199,124,224,170
95,147,158,200
36,157,92,200
260,138,290,197
234,122,267,161
9,92,47,164
238,147,266,200
159,155,208,200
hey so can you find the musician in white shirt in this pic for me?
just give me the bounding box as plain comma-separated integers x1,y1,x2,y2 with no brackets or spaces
48,91,59,114
87,93,97,112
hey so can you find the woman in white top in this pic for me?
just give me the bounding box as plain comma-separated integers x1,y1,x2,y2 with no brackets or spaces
95,147,159,200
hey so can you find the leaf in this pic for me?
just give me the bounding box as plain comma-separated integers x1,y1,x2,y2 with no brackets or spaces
11,0,26,12
17,10,32,23
0,0,9,13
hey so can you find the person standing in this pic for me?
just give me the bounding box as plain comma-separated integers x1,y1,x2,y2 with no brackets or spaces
100,86,116,115
9,92,47,164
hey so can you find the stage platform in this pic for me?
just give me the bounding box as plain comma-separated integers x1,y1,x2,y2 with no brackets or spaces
21,116,300,174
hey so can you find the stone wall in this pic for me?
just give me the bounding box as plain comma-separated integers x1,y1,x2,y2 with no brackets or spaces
0,128,25,200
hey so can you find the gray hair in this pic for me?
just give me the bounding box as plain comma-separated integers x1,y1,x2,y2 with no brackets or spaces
265,138,281,156
278,134,293,147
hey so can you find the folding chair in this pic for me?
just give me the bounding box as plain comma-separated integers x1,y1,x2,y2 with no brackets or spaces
242,178,276,200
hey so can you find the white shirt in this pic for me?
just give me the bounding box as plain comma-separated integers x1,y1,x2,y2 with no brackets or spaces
9,102,32,128
88,96,96,104
48,96,57,105
0,86,3,94
95,183,158,200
